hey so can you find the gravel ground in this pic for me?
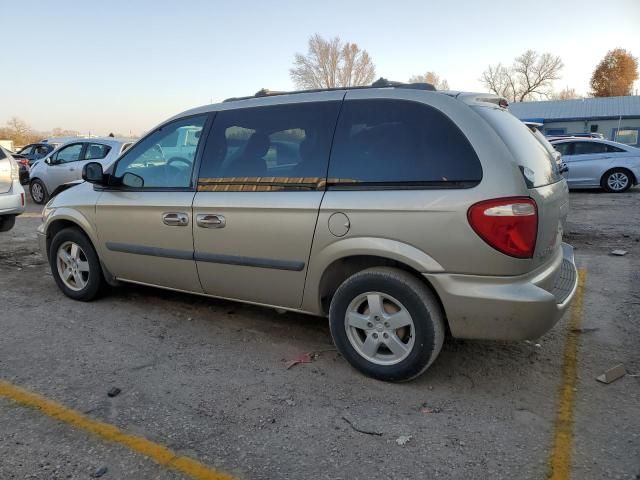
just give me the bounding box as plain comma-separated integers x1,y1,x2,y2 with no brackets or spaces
0,189,638,480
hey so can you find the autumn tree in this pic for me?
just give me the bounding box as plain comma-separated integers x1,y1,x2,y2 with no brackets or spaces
590,48,639,97
551,87,580,100
408,71,449,90
480,50,563,102
290,34,376,89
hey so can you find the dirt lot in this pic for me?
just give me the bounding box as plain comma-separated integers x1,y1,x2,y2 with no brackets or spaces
1,190,639,480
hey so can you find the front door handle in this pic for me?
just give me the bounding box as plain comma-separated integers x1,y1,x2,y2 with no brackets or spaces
162,212,189,226
196,214,226,228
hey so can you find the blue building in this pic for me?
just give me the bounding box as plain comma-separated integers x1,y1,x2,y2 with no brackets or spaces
509,96,640,147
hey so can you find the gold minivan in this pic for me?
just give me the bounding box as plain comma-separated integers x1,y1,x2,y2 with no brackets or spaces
38,80,578,381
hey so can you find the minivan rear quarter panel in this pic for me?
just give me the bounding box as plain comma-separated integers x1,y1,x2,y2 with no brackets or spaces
303,90,567,314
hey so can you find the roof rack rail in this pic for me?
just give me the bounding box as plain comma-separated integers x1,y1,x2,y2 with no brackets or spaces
223,77,436,102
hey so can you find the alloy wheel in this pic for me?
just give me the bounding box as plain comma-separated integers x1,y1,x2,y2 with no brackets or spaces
607,172,629,192
56,241,90,291
345,292,415,366
31,182,44,202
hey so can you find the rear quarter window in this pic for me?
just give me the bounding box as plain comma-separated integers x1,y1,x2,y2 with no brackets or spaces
479,106,562,188
328,99,482,188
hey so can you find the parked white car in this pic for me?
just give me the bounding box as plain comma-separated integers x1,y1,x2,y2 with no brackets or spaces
29,138,133,204
550,138,640,193
0,147,25,232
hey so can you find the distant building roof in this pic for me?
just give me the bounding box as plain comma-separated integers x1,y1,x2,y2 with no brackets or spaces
508,96,640,122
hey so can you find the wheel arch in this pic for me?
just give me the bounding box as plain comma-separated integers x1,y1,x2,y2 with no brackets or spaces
44,211,98,259
303,240,448,335
44,211,119,286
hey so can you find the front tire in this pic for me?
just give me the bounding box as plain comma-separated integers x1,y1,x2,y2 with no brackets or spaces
329,267,445,382
602,168,632,193
49,228,104,301
30,179,49,204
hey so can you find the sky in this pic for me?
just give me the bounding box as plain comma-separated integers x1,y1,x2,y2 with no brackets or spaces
1,0,639,136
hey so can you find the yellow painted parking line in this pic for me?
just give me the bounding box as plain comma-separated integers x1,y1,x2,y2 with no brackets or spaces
0,381,235,480
547,269,587,480
18,213,42,218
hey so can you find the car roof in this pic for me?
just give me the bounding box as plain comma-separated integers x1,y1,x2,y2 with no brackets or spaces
164,87,507,129
57,137,133,146
549,137,634,149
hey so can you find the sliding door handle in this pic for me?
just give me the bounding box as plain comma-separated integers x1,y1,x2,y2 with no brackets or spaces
196,214,226,228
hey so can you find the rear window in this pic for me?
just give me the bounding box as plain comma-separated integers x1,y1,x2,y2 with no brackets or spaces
328,99,482,188
478,106,562,188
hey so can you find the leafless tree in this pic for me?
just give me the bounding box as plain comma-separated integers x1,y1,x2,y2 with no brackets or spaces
408,72,449,90
290,34,376,89
480,50,563,102
551,87,580,100
2,117,39,146
51,127,80,137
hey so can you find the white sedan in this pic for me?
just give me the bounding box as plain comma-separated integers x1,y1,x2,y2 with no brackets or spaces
29,138,133,204
550,138,640,193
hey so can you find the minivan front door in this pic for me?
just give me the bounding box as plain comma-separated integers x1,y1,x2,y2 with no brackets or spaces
192,96,343,309
95,115,210,292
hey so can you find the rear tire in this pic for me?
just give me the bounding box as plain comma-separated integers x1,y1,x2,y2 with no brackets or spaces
30,179,49,204
602,168,633,193
0,215,16,232
49,228,104,301
329,267,445,382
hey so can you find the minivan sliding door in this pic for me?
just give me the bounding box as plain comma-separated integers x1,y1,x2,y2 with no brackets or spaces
192,95,342,309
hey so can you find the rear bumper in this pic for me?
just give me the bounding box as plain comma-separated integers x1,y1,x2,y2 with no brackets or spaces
0,181,25,216
425,243,578,340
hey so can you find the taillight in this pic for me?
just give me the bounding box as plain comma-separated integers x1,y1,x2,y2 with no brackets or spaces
467,197,538,259
9,159,19,180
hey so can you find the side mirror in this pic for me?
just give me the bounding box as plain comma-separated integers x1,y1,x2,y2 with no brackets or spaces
122,172,144,188
82,162,105,184
44,157,51,165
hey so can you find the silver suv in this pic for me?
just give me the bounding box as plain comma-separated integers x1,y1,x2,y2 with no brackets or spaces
38,81,578,381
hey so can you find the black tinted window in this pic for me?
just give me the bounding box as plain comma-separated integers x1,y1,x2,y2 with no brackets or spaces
328,99,482,186
574,142,607,155
199,101,340,187
606,144,625,153
553,142,573,156
84,143,111,160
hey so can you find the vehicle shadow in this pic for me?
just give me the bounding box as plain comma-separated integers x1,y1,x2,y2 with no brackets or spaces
107,282,559,390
